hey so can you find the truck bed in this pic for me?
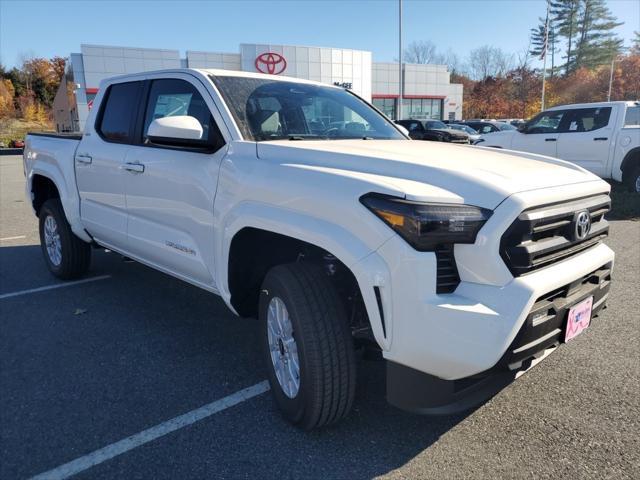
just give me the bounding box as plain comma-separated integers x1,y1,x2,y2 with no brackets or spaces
24,132,85,238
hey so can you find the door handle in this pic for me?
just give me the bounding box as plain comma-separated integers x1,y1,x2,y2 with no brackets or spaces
75,154,92,164
545,138,557,142
594,137,608,141
122,163,145,173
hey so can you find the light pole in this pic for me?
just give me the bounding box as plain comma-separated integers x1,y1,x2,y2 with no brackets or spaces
540,0,550,111
607,55,615,102
397,0,403,121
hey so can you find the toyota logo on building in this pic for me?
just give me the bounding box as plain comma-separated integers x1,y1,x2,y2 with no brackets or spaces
574,210,591,241
255,52,287,75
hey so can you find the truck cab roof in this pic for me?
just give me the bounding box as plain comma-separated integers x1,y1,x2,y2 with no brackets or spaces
547,100,639,111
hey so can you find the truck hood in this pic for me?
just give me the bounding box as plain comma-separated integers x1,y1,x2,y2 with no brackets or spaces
256,139,602,209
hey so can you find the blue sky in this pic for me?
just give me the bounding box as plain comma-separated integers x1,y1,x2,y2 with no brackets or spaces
1,0,638,69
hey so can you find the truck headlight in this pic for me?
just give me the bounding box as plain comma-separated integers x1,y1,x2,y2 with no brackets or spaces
360,193,492,251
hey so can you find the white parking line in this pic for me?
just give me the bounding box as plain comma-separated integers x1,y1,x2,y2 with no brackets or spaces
30,381,271,480
0,235,27,241
0,275,112,300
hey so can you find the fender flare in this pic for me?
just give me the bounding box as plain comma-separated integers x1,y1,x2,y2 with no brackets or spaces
215,202,393,349
28,164,91,242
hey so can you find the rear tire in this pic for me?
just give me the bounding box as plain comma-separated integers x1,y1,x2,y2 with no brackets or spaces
259,263,356,430
38,199,91,279
624,164,640,193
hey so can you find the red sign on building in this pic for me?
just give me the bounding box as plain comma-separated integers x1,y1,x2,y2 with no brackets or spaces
255,52,287,75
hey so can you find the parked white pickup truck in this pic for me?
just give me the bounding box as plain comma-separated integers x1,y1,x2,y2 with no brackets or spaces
477,101,640,192
24,69,614,429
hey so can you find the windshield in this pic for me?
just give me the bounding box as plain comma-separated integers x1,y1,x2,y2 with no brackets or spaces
425,120,447,129
211,76,405,141
451,124,478,135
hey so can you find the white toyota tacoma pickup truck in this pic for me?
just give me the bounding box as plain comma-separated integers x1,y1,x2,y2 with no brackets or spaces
24,69,614,429
477,101,640,192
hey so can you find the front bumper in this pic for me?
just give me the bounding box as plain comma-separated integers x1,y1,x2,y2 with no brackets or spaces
386,262,611,414
357,235,614,381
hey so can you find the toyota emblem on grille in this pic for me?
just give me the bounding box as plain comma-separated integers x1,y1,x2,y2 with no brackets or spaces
255,52,287,75
574,210,591,241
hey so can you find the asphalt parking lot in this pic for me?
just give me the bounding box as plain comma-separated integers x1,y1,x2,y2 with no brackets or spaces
1,154,638,479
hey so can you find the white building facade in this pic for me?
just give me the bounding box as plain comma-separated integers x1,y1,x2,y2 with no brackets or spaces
55,43,463,132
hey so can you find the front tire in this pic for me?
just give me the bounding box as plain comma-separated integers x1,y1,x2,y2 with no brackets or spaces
39,199,91,279
259,263,356,430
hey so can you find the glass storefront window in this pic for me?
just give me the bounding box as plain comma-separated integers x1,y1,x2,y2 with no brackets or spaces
373,97,443,121
372,98,397,120
400,98,443,121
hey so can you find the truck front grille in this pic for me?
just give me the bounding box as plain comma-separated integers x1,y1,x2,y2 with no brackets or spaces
500,194,610,276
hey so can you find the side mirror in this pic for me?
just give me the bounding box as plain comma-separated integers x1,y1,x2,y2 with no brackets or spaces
147,116,204,146
517,123,528,133
395,124,410,137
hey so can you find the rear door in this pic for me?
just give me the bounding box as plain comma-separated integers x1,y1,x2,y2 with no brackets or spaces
556,106,614,176
123,74,228,287
76,81,143,248
511,109,567,158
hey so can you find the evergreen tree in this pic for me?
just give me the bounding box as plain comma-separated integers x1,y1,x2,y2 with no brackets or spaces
632,31,640,55
572,0,623,70
550,0,580,74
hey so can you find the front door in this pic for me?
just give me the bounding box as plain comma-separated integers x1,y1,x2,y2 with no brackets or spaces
511,109,568,158
556,106,614,176
76,81,144,248
123,76,228,287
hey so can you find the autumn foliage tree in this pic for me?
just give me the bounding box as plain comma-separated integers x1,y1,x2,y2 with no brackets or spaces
458,0,635,120
0,56,66,121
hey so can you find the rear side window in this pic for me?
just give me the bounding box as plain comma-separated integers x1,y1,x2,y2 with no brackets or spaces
142,78,224,151
97,81,143,143
563,107,612,133
624,106,640,127
402,121,422,132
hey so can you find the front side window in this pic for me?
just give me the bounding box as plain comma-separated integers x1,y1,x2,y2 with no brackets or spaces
212,76,404,141
526,110,566,134
98,81,143,142
624,106,639,127
143,79,223,150
563,107,611,133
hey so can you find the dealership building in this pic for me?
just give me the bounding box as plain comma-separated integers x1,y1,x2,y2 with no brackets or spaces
54,43,463,132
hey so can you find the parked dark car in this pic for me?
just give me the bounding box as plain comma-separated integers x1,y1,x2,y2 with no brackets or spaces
449,124,482,144
460,121,517,134
396,119,469,143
